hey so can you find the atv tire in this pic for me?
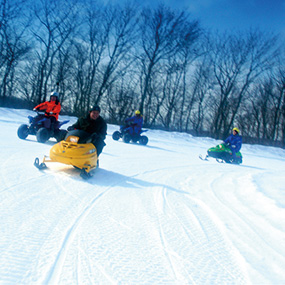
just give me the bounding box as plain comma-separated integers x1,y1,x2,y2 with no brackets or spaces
36,128,50,143
17,124,29,139
112,131,121,141
123,133,131,143
139,135,148,145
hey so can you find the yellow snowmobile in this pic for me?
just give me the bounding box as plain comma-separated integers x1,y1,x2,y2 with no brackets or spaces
34,130,98,179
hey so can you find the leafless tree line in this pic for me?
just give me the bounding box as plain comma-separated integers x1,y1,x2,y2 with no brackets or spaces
0,0,284,146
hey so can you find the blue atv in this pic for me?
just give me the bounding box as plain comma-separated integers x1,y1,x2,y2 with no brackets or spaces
112,123,148,145
17,110,69,143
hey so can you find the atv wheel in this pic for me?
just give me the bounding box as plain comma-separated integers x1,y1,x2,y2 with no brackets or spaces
36,128,50,143
123,133,131,143
17,124,29,139
139,135,148,145
112,131,121,141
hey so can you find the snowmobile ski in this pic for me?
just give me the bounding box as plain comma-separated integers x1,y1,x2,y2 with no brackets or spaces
199,154,209,161
80,168,92,179
34,157,48,170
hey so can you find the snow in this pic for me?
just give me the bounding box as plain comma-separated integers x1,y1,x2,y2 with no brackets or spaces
0,107,285,284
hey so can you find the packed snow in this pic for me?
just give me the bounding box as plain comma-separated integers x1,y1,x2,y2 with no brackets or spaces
0,107,285,284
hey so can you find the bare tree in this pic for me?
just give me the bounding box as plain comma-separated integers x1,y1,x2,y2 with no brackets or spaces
95,3,139,105
209,30,280,138
136,4,200,125
188,58,213,134
157,62,184,130
70,1,110,115
278,69,285,147
28,0,79,105
69,2,139,115
154,28,201,131
106,76,138,124
0,0,31,104
272,69,285,143
238,67,284,145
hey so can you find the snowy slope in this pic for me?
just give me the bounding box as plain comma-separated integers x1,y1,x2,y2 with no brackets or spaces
0,107,285,284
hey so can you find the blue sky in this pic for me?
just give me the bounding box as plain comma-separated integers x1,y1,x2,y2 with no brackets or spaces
119,0,285,38
185,0,285,36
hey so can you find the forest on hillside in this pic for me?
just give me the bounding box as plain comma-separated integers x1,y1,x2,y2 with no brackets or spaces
0,0,284,145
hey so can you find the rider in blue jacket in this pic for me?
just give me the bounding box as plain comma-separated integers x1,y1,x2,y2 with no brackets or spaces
124,110,143,135
224,127,242,162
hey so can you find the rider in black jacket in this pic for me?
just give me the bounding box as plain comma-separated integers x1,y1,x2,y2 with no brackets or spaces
68,105,107,155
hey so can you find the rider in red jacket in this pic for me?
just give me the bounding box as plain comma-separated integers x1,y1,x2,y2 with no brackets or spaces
33,92,61,120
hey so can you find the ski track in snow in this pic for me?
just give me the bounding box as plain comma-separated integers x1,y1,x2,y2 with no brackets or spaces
1,108,285,284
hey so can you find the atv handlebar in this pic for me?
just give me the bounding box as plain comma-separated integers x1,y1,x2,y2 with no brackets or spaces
33,109,55,116
124,121,136,126
33,109,46,115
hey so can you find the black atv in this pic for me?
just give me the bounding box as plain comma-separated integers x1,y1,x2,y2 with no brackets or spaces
17,110,69,143
112,123,148,145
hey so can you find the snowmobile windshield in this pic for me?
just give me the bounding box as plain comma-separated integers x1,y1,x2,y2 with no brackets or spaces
65,129,92,143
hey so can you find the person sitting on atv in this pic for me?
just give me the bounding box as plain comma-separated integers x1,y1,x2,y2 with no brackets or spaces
33,91,61,129
223,127,242,162
67,105,107,156
124,110,143,135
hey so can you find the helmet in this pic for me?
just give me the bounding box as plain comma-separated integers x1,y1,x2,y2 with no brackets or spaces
90,105,101,112
50,91,59,98
50,91,59,103
135,110,140,115
233,127,240,133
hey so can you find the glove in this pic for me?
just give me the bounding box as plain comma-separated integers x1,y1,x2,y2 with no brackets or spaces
33,108,37,111
67,126,74,131
91,133,99,140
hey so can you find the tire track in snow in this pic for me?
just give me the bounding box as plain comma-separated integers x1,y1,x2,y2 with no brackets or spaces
154,187,196,284
210,172,282,251
43,189,109,284
209,172,285,279
149,168,249,284
42,172,132,284
0,135,50,191
47,166,191,284
0,173,47,195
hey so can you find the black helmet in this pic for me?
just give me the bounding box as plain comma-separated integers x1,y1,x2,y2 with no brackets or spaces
90,105,101,112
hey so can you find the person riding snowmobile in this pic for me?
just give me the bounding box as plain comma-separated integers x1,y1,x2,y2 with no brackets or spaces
67,105,107,156
33,91,61,129
124,110,143,135
223,127,242,162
